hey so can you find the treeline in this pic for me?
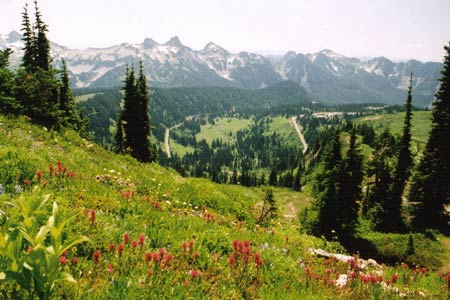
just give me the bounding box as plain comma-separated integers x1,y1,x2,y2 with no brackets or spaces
0,1,86,134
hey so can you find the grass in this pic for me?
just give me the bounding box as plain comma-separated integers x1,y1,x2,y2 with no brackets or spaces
264,115,299,147
0,114,449,299
355,111,432,144
195,117,253,145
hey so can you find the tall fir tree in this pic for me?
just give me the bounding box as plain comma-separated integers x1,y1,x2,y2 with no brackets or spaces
115,63,155,162
20,3,35,72
135,61,154,162
33,0,51,71
363,130,396,231
384,74,414,232
293,163,302,192
340,127,364,236
409,43,450,231
59,59,86,132
309,129,343,239
0,49,21,114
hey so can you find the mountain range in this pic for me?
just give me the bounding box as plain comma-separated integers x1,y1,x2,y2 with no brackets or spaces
0,31,443,106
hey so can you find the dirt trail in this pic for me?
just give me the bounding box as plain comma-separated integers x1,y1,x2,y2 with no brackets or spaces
283,201,298,220
164,122,183,158
291,116,308,154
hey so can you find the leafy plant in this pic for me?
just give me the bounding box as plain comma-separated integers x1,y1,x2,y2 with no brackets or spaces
0,193,89,300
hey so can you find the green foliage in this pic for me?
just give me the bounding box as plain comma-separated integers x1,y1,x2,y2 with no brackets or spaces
115,63,155,162
0,194,89,300
0,49,22,114
409,43,450,231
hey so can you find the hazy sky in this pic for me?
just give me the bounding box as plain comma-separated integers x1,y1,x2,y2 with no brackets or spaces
1,0,449,62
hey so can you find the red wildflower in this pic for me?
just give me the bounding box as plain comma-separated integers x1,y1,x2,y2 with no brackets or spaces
190,269,200,279
42,180,48,187
59,255,67,265
83,208,89,217
123,232,130,244
23,179,30,186
49,164,54,176
391,274,398,283
27,246,33,253
57,161,63,173
232,240,239,252
165,253,173,263
192,252,199,260
138,233,145,245
188,240,194,250
66,171,74,177
72,257,78,265
118,244,124,256
107,264,113,273
159,248,165,257
243,240,250,248
93,250,101,264
147,269,153,276
90,209,96,224
254,253,263,268
229,254,236,266
325,268,332,276
285,283,289,290
131,240,138,248
182,241,188,252
153,252,161,263
285,236,289,242
36,170,43,181
145,252,152,262
351,271,358,279
109,243,115,252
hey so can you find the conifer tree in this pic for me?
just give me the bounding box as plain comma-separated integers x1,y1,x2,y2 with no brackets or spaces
0,49,21,114
383,74,414,232
135,61,154,162
309,129,343,239
293,164,302,191
59,59,86,132
340,127,363,236
21,3,35,72
269,169,277,186
33,0,51,71
363,130,396,231
409,43,450,231
116,63,155,162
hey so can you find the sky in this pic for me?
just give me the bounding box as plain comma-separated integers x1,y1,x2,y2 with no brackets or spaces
1,0,449,62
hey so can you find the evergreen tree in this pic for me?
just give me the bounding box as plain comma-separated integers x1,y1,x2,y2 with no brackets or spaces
339,128,363,236
135,61,154,162
33,0,51,71
0,49,21,114
21,3,35,72
59,59,86,132
269,169,277,186
258,188,277,225
363,130,396,230
116,63,155,162
293,164,302,192
409,43,450,231
114,113,124,154
384,74,414,232
309,130,343,239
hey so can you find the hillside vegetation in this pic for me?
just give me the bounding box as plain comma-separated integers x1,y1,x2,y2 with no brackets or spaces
1,115,449,299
